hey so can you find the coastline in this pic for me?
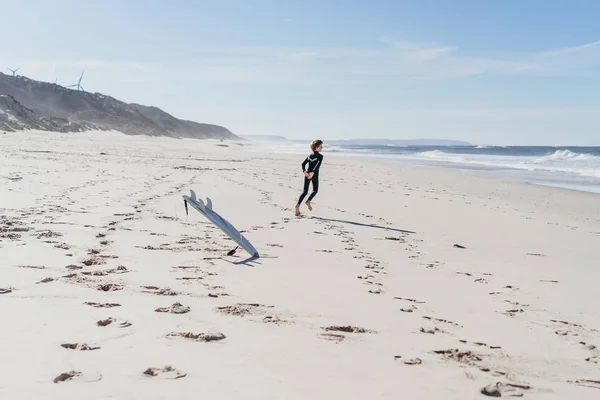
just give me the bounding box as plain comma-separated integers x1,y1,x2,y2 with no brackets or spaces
245,140,600,195
1,130,599,399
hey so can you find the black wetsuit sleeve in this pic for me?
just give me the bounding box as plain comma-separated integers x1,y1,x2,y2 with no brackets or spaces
301,156,309,172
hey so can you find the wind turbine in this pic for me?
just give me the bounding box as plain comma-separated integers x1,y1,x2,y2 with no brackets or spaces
67,71,85,91
6,67,19,77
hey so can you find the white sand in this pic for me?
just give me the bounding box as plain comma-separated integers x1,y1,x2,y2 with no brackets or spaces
1,130,599,399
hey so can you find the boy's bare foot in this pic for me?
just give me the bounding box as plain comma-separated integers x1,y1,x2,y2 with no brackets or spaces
305,201,313,211
295,204,301,216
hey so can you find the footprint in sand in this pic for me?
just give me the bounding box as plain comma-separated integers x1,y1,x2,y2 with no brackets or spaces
98,283,124,292
550,319,586,330
84,301,121,308
420,327,443,335
216,303,280,321
141,286,178,296
586,355,599,364
459,340,502,349
82,267,129,277
433,349,482,364
19,265,46,270
143,366,186,379
578,341,597,351
395,296,426,304
155,302,190,314
384,236,405,242
481,382,532,397
423,316,462,328
501,308,525,317
36,230,63,240
262,315,290,325
82,257,106,266
503,299,525,305
166,332,226,342
97,317,132,328
54,371,82,383
425,261,441,269
171,265,204,272
53,370,102,383
322,326,377,334
61,343,101,351
394,356,423,365
0,288,14,294
318,326,377,342
401,305,418,313
554,329,575,336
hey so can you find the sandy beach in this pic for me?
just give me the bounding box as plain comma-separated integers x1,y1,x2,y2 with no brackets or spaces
1,130,599,399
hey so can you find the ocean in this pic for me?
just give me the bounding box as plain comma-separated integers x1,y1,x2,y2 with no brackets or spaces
252,142,600,195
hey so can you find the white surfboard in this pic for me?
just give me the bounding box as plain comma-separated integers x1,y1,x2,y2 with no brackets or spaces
182,190,259,257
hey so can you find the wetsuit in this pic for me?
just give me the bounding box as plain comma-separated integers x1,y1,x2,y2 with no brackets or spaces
297,151,323,205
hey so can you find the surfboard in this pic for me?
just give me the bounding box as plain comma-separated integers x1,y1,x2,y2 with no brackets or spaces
182,190,259,257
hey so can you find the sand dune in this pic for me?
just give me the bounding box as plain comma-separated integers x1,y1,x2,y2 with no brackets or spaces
1,130,599,399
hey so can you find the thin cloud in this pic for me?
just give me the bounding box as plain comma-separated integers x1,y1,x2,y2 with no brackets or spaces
7,38,600,87
537,40,600,58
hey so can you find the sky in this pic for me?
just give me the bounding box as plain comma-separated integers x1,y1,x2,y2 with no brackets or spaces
2,0,599,145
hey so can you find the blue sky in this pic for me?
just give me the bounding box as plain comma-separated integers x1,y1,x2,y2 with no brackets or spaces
2,0,599,145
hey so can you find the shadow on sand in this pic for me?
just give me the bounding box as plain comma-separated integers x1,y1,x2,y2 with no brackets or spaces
220,254,260,266
234,254,261,265
222,253,279,266
312,217,416,234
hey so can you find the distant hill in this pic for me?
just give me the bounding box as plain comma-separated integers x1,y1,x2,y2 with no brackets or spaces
0,94,95,132
0,72,238,139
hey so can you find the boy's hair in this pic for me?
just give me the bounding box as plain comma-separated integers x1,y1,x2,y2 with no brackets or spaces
310,139,323,152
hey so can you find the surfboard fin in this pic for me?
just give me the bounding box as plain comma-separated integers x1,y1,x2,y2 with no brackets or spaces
206,197,213,210
191,191,206,211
